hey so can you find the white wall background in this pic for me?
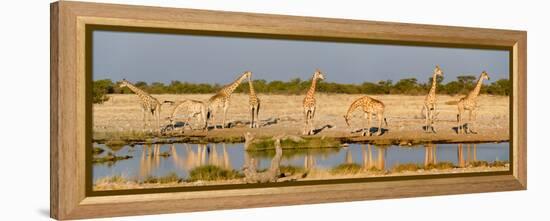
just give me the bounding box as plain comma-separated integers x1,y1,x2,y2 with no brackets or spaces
0,0,547,220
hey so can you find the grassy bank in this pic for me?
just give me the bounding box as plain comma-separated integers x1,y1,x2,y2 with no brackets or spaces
188,165,243,181
94,161,509,190
247,136,342,151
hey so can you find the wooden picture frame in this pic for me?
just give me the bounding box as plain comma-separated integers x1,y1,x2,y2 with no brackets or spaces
50,1,527,220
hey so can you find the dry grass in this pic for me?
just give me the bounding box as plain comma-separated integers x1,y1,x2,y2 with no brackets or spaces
392,163,423,173
143,172,183,184
93,161,510,190
330,163,363,174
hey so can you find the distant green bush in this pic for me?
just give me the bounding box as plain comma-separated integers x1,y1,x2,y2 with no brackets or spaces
92,79,115,103
94,76,510,96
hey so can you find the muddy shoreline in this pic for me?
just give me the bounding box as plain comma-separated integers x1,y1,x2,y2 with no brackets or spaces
93,126,509,146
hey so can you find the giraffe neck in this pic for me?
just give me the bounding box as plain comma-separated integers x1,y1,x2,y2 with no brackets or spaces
222,73,247,96
345,99,361,119
429,73,438,94
468,74,485,98
124,81,152,101
248,77,256,98
306,76,319,98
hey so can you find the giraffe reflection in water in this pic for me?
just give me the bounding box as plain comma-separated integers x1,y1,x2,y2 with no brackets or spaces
304,153,317,170
457,143,478,168
94,141,507,184
360,144,386,170
138,143,233,180
424,143,437,167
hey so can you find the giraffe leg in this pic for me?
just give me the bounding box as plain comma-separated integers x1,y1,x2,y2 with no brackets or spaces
202,106,208,130
211,108,217,130
156,107,161,135
470,110,478,134
142,108,147,130
255,103,261,128
362,113,368,133
431,104,437,133
467,109,473,134
250,107,255,128
456,112,462,134
459,112,464,134
303,109,309,135
424,105,430,132
457,102,464,134
428,108,432,133
376,113,382,136
187,115,194,130
222,100,230,129
310,106,316,135
364,112,372,136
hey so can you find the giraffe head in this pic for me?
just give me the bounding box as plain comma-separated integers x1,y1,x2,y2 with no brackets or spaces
343,114,351,127
434,65,443,77
313,69,325,80
119,79,130,88
241,71,252,81
481,71,490,80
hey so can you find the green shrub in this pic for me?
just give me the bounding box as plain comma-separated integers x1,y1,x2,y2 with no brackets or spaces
392,163,422,173
188,165,242,181
490,160,508,167
469,161,489,167
330,163,362,174
280,165,305,175
143,172,182,184
426,161,455,170
92,79,114,104
94,77,510,96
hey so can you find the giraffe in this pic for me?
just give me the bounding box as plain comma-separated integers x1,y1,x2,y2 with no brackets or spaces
207,71,251,129
457,71,490,134
119,79,162,134
343,96,388,136
167,99,209,132
423,65,444,133
302,69,325,135
247,74,261,128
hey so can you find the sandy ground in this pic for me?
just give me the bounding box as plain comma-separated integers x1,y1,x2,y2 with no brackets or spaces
93,93,509,143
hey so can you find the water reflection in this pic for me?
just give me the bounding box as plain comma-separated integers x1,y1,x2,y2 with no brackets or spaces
359,144,386,170
93,142,509,182
457,144,479,168
425,144,437,167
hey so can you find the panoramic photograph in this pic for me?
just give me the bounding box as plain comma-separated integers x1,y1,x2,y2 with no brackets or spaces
91,30,510,191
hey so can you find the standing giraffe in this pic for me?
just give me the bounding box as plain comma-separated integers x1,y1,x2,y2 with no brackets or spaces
302,69,325,135
343,96,388,136
423,65,444,133
247,74,261,128
207,71,251,129
119,79,162,133
457,71,490,134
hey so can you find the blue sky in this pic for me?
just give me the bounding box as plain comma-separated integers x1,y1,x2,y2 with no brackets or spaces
93,30,509,84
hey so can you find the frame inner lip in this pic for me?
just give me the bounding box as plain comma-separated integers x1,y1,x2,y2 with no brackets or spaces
83,24,515,197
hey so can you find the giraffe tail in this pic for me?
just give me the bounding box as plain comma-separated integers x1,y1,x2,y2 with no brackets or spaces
384,118,388,126
419,105,426,119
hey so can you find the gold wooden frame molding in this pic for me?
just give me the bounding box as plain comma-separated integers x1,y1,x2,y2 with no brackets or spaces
50,1,527,220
